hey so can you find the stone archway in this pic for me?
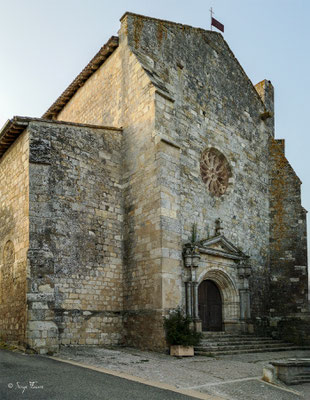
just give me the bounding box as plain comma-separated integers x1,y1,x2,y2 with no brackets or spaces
198,268,240,333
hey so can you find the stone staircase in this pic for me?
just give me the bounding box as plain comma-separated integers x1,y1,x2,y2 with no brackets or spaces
289,372,310,384
195,332,310,356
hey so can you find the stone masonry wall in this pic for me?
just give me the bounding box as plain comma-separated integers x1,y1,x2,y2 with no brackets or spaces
0,131,29,344
55,28,165,349
124,14,272,320
269,138,308,319
26,121,123,353
45,13,308,347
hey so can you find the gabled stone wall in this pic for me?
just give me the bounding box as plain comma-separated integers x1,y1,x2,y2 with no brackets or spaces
123,13,272,321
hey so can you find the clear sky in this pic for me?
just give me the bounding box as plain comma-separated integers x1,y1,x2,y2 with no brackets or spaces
0,0,309,257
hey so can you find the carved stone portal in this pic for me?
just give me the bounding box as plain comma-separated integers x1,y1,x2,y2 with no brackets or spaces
183,235,251,333
200,148,231,196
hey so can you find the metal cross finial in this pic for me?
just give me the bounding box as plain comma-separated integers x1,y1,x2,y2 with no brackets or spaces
210,7,214,30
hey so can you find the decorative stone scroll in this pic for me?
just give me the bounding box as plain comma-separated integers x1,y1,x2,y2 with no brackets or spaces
200,148,231,196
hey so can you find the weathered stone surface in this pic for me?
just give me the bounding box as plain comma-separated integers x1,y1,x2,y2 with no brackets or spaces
269,138,308,314
0,131,29,344
0,12,308,353
123,13,272,321
26,121,123,353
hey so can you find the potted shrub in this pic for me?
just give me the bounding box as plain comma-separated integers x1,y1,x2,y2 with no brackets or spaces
164,309,202,356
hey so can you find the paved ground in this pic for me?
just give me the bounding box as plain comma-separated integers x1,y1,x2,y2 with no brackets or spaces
0,349,210,400
2,345,310,399
56,346,310,399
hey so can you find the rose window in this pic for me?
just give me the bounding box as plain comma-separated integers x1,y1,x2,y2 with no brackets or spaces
200,148,231,196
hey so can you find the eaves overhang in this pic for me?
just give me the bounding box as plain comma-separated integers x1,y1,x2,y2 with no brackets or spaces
0,116,31,159
0,116,122,160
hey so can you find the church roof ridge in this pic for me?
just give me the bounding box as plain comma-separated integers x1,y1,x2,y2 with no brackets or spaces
120,11,221,36
42,13,223,122
42,12,266,124
121,12,266,113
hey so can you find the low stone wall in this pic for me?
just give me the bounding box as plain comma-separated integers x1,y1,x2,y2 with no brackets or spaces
272,315,310,345
56,310,123,346
271,359,310,385
123,310,167,351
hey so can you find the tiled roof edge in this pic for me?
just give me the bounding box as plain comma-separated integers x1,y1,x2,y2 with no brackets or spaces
0,116,122,160
0,116,30,159
42,36,119,120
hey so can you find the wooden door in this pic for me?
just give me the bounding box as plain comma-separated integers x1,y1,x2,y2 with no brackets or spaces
198,280,222,331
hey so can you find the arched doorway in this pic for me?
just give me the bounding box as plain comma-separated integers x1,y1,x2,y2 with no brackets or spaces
198,280,223,331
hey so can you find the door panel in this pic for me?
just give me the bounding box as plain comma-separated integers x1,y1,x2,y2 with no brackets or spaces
198,280,222,331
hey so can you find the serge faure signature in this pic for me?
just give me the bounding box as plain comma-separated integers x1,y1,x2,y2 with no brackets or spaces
8,381,44,394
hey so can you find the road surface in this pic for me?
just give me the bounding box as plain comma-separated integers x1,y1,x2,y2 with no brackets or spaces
0,349,200,400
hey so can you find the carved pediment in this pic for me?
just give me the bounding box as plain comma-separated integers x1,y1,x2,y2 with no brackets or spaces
196,235,248,261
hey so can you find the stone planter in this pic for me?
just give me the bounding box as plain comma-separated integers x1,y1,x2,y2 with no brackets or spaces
170,345,194,357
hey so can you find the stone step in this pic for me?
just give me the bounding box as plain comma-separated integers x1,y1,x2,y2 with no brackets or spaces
201,338,272,343
289,376,310,384
200,342,287,348
200,338,288,345
201,331,240,335
201,332,261,336
201,334,272,339
200,340,291,346
200,339,285,346
296,374,310,379
195,346,310,356
197,332,310,356
196,342,294,351
202,334,273,338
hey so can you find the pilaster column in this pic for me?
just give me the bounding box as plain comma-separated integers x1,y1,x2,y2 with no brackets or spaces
183,244,201,321
185,281,192,318
237,262,252,332
239,288,251,320
193,282,199,320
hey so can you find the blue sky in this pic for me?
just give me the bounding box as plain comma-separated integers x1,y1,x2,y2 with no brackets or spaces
0,0,309,257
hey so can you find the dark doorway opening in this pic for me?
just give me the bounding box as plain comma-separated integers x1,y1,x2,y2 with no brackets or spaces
198,279,223,331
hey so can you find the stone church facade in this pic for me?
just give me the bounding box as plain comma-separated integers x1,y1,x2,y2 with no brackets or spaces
0,13,308,354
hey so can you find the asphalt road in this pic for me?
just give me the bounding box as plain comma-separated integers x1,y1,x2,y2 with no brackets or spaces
0,349,198,400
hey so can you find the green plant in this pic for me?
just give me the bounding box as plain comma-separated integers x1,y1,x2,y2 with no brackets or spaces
164,309,202,346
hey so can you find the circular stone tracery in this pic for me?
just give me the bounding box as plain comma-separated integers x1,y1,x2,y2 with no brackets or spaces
200,148,231,196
